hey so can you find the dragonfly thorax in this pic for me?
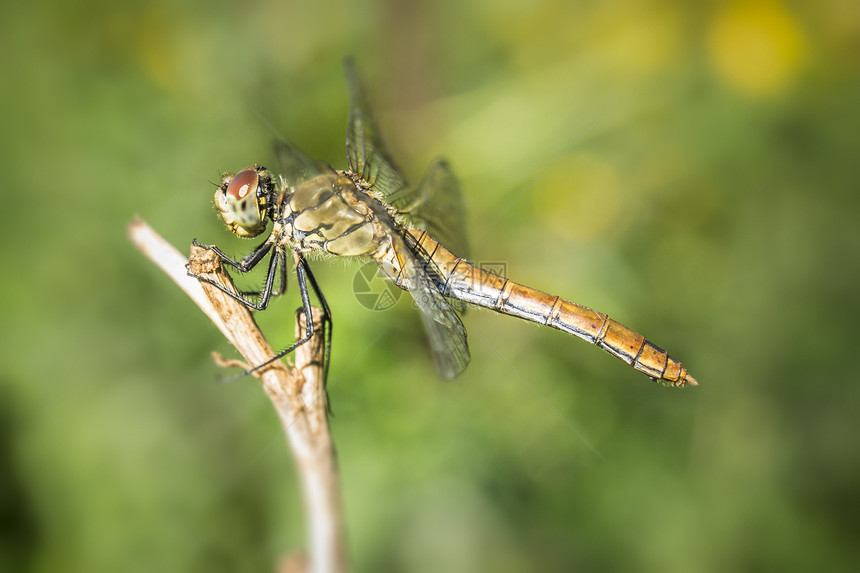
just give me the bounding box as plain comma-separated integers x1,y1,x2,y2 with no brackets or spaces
214,166,275,238
276,171,390,258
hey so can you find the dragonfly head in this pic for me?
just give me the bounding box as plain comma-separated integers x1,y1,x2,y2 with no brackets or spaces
214,166,274,238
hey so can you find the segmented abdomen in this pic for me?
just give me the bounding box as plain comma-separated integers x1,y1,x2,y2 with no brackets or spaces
407,230,697,387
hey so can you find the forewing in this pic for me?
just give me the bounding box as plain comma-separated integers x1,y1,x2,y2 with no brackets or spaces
272,140,332,190
390,158,470,261
391,233,470,380
344,58,408,198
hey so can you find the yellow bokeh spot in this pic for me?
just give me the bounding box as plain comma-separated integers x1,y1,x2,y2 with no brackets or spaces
588,4,684,75
708,1,807,97
533,154,624,242
132,7,182,93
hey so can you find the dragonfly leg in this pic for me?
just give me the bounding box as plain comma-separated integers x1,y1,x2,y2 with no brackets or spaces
191,237,273,271
191,243,282,311
236,253,328,378
238,250,288,298
274,250,288,296
300,256,332,383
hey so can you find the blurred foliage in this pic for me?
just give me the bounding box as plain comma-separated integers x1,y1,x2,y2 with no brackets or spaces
2,0,859,571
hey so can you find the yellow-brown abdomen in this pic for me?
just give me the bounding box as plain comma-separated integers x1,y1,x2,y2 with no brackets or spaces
407,230,697,387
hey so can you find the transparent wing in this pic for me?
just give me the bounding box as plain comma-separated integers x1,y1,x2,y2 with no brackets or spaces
272,140,333,190
344,58,408,198
391,232,471,380
389,158,470,261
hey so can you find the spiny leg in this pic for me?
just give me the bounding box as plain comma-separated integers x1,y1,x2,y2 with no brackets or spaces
228,253,321,379
239,250,288,298
192,237,273,272
193,244,331,383
190,241,282,310
300,256,332,383
274,250,288,296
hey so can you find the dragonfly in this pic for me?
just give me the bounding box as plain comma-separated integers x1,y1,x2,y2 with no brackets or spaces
190,60,697,388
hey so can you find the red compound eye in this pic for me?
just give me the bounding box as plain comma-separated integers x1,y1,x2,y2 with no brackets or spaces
226,168,259,200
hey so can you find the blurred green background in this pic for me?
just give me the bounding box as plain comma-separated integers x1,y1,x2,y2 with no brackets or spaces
2,0,858,571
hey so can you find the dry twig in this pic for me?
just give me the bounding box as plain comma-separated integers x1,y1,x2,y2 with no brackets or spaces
128,217,346,573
